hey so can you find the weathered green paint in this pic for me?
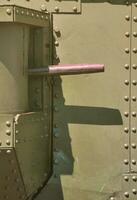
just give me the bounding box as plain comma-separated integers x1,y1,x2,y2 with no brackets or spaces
0,0,137,200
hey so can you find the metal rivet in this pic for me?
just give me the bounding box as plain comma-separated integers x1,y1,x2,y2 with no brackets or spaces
124,64,129,69
6,130,11,136
124,144,129,149
6,121,11,127
41,4,47,11
125,48,130,53
6,150,11,154
132,96,136,101
124,112,129,117
124,159,129,165
135,2,137,7
133,48,137,53
73,7,77,12
132,127,136,133
110,197,115,200
125,80,129,85
132,189,137,194
55,7,59,12
132,80,137,85
133,32,137,37
132,176,137,181
132,111,136,117
6,8,12,15
124,192,129,198
132,159,136,165
132,143,136,148
124,127,129,133
124,96,129,101
133,64,137,69
21,11,24,15
124,176,129,181
6,140,10,146
125,32,130,37
55,41,59,46
125,15,130,20
133,16,137,22
15,130,19,134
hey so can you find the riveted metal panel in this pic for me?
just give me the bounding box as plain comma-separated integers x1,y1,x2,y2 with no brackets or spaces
0,0,81,13
122,173,137,199
0,115,14,148
0,149,26,200
0,6,49,27
36,2,132,200
130,2,137,172
14,112,51,196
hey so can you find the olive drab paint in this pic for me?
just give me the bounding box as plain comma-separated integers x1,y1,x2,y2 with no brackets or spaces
0,1,136,200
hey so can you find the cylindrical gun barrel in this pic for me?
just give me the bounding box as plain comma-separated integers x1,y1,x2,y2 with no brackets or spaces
29,64,104,76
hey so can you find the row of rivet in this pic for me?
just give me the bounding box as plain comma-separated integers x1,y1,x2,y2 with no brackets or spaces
130,2,137,172
6,8,48,20
0,121,12,146
124,5,131,171
41,4,78,13
124,175,137,198
123,5,137,199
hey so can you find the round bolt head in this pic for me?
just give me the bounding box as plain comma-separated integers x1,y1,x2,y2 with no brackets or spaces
73,7,77,12
124,112,129,117
124,96,129,101
133,48,137,53
41,4,47,11
6,140,10,146
6,150,11,154
124,127,129,133
124,192,129,198
124,64,129,69
132,188,137,194
6,130,11,136
124,159,129,165
132,127,136,133
133,32,137,37
125,80,129,85
124,176,129,181
133,16,137,22
132,176,137,181
125,32,130,37
132,159,136,165
125,15,130,20
132,96,136,101
124,144,129,149
133,64,137,69
132,80,137,85
125,48,130,53
132,143,136,148
55,41,59,46
55,7,59,12
110,197,115,200
6,121,11,127
132,112,136,117
6,8,12,15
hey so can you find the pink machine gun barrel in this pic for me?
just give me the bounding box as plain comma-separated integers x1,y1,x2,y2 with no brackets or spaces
29,64,104,76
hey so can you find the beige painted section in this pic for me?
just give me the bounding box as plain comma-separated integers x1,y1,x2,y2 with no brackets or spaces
36,1,131,200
